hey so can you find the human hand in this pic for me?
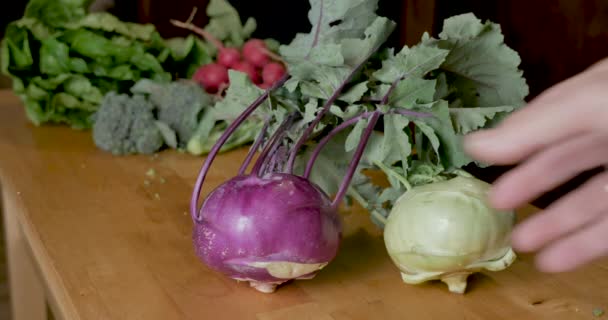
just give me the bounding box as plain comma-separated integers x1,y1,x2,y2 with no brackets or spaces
463,57,608,273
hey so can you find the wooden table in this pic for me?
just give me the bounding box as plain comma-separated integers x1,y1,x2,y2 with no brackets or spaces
0,89,607,320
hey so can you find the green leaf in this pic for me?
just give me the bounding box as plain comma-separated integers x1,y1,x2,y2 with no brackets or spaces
165,35,196,61
130,52,164,73
51,92,87,110
430,13,529,109
69,58,89,73
23,98,47,125
450,106,515,134
284,15,395,101
63,76,104,104
39,38,71,75
26,83,49,101
65,29,118,59
32,74,71,90
12,18,54,40
413,119,441,165
279,0,382,61
339,81,369,103
339,17,396,66
330,104,364,119
279,0,395,101
213,70,271,121
345,118,367,152
416,100,471,170
387,78,437,107
373,44,449,84
381,114,411,169
2,24,34,70
0,39,9,76
24,0,89,28
204,0,257,48
294,129,354,196
407,160,447,187
64,12,157,41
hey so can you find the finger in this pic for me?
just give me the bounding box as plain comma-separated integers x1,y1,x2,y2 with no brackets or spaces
489,132,608,210
587,57,608,73
534,214,608,273
464,74,595,165
510,170,608,253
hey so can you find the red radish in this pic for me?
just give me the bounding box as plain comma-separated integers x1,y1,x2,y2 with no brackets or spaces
171,13,246,69
262,63,286,85
243,39,267,56
233,61,262,84
243,39,271,68
218,47,241,68
192,63,229,94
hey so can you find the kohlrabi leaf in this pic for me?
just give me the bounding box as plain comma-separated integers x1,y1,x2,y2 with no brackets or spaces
407,160,447,187
285,16,395,100
380,114,412,169
373,44,449,84
280,0,395,100
279,0,381,61
413,119,441,165
450,105,516,134
330,104,365,120
386,78,437,107
212,70,272,121
345,117,368,152
416,100,471,170
428,13,529,110
339,81,369,103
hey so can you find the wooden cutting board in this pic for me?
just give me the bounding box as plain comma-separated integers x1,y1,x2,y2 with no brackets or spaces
0,89,606,320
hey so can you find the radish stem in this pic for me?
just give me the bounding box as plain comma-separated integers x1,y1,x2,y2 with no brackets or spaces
170,12,225,51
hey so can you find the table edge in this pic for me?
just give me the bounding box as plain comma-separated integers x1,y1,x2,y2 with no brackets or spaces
0,170,80,320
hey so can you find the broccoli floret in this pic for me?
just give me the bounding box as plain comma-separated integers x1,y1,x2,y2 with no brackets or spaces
92,92,164,155
138,80,211,148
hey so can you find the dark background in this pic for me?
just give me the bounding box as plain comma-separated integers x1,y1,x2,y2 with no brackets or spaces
2,0,608,208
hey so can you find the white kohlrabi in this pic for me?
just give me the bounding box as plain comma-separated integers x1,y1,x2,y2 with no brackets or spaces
383,175,516,294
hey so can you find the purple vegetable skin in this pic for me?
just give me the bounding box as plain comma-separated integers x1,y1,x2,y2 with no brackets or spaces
193,174,341,292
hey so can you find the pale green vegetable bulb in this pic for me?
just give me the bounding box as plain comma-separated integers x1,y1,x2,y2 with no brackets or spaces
383,175,517,294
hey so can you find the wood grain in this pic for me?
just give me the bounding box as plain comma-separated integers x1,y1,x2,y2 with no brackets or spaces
0,90,607,319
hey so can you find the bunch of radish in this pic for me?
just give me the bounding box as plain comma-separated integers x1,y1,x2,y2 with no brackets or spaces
192,36,286,94
171,11,287,94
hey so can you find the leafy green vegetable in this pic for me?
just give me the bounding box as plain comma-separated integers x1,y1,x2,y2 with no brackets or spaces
0,0,210,129
253,7,529,228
